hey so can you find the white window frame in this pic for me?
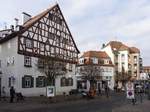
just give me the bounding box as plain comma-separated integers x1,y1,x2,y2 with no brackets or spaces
25,39,32,48
24,56,32,67
25,77,31,88
38,77,44,87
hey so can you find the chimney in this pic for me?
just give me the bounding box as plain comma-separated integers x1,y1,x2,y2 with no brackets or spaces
22,12,31,24
102,43,105,48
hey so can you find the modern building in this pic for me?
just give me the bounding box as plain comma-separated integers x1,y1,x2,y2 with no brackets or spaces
0,4,79,96
101,41,142,80
76,51,115,90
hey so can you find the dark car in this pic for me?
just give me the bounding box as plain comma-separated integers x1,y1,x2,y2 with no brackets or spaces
69,89,79,95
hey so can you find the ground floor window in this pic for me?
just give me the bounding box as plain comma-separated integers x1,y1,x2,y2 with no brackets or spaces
68,78,73,86
61,77,73,87
22,75,34,88
61,77,66,86
36,76,46,87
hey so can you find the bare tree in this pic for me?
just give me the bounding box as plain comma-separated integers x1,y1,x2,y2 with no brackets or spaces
79,65,102,87
36,58,68,86
114,66,131,86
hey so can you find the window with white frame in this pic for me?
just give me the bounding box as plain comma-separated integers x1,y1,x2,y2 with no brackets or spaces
121,54,125,61
25,39,32,48
24,56,32,67
22,76,34,88
68,64,72,71
104,59,109,64
38,59,44,68
40,43,45,52
36,76,46,87
68,78,73,86
25,77,31,88
134,56,137,62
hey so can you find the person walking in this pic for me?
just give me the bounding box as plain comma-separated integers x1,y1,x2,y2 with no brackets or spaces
104,83,109,98
98,83,102,96
10,86,15,103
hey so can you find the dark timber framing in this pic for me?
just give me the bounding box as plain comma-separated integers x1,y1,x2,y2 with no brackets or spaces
17,4,79,64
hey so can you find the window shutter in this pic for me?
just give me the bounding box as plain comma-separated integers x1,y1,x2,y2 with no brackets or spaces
36,77,39,87
31,76,34,88
22,77,25,88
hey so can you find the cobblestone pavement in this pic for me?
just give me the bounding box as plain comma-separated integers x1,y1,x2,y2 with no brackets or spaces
0,92,150,112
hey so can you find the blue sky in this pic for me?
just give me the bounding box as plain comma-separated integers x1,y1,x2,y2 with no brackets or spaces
0,0,150,65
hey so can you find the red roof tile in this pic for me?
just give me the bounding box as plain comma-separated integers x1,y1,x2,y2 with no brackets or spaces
81,51,109,59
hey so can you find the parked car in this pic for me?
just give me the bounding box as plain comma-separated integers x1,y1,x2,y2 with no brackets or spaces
69,89,79,95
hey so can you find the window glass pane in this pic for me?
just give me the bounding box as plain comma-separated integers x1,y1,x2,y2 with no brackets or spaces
24,56,32,66
25,77,31,88
26,39,32,48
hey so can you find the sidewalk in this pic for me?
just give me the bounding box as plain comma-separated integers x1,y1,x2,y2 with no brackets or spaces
0,94,107,104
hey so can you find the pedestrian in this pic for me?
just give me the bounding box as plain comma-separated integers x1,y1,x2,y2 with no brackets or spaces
105,83,109,98
10,86,15,103
98,83,102,96
2,86,6,101
114,83,118,92
126,81,136,105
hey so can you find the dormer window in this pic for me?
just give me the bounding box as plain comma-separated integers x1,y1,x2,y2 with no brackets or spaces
104,60,109,64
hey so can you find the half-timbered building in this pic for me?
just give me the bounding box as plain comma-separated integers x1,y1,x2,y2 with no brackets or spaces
0,4,79,96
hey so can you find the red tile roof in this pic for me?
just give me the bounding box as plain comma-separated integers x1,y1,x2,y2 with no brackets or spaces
129,47,140,53
81,51,109,59
106,41,140,53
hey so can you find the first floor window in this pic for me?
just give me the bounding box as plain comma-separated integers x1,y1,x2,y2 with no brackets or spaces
38,59,44,68
22,75,34,88
24,56,32,67
8,77,11,87
68,64,73,71
60,77,73,87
